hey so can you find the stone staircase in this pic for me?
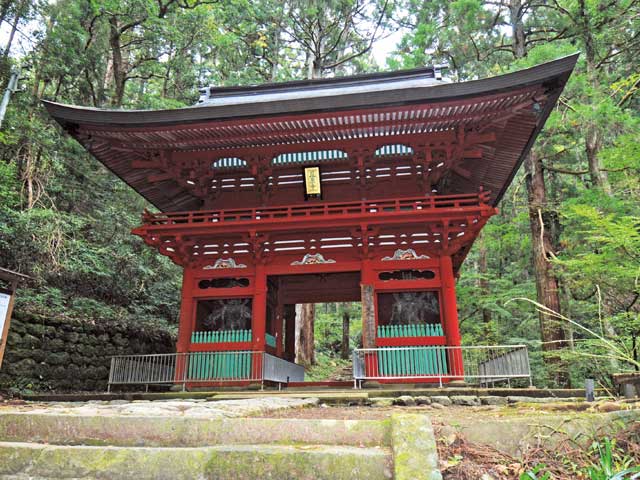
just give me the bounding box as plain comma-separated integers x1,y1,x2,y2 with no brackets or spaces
0,403,442,480
329,363,354,382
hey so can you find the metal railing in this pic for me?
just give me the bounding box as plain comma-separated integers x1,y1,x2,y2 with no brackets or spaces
352,345,531,388
141,191,491,227
108,351,304,391
263,353,304,384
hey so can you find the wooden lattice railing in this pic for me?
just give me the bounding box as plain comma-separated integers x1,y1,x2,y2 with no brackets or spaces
377,324,444,338
141,191,491,227
191,330,252,344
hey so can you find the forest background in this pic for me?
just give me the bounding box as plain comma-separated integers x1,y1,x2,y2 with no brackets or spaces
0,0,638,389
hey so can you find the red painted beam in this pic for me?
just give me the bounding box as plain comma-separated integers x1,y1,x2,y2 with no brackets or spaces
135,209,493,241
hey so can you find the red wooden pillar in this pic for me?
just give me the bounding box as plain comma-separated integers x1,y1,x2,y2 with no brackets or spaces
272,276,284,357
360,258,376,349
284,304,296,362
252,262,267,351
175,267,194,386
176,267,194,354
275,293,284,357
440,255,464,377
360,258,378,377
251,263,268,380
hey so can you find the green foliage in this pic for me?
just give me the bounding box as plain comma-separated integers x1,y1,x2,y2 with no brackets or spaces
314,303,362,354
523,438,640,480
0,0,638,393
0,0,392,342
305,352,352,382
305,303,361,380
585,438,640,480
520,464,551,480
391,0,640,388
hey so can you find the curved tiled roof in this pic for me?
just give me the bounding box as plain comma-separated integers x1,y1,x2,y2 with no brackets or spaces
43,55,578,212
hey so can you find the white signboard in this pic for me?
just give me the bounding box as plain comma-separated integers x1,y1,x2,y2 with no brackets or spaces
0,292,11,341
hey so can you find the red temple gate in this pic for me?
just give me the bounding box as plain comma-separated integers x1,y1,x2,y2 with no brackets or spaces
45,55,577,388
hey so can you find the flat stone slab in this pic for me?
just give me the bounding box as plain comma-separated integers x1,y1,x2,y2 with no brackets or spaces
209,392,369,404
22,387,592,403
0,414,390,448
506,396,583,404
0,442,392,480
450,395,480,406
443,409,640,457
0,397,318,419
479,395,508,405
206,444,392,480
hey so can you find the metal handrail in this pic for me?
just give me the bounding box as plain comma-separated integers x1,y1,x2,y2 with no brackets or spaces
108,351,304,391
142,191,491,227
352,344,531,388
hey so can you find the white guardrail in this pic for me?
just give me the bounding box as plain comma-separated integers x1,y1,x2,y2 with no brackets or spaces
108,351,304,391
108,346,531,391
352,345,532,388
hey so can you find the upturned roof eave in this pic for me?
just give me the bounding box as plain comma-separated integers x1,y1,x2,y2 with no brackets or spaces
42,54,579,129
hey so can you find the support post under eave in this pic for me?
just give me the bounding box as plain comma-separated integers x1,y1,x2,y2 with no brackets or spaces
252,263,268,382
252,262,267,352
176,268,194,354
360,258,376,349
440,255,464,378
275,282,284,357
284,304,296,362
175,267,194,387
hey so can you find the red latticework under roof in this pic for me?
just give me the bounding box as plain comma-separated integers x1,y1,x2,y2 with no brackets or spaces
44,55,577,213
132,191,496,272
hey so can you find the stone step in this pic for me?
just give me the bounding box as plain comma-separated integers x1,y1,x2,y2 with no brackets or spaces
0,414,389,448
209,391,369,403
0,442,393,480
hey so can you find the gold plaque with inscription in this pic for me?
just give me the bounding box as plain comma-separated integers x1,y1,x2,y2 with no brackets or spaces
304,166,321,195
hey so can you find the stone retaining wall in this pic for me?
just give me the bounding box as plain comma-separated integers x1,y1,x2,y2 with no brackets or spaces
0,311,175,392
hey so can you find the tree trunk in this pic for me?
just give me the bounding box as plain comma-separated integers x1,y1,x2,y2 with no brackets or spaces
341,304,350,360
1,0,24,60
108,16,126,107
0,0,23,83
577,0,611,195
0,0,13,26
508,0,568,387
477,233,492,329
585,127,610,193
295,303,315,366
509,0,526,59
269,20,282,81
22,143,42,210
525,151,569,386
361,284,376,348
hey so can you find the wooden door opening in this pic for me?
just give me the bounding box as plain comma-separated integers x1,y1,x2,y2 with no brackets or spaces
267,272,361,382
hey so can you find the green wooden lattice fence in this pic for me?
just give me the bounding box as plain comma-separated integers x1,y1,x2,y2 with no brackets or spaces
377,324,444,338
187,351,253,380
377,347,448,376
191,330,252,344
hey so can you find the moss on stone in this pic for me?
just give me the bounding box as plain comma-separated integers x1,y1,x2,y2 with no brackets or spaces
391,413,442,480
0,413,390,449
204,445,392,480
0,443,392,480
0,312,175,392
